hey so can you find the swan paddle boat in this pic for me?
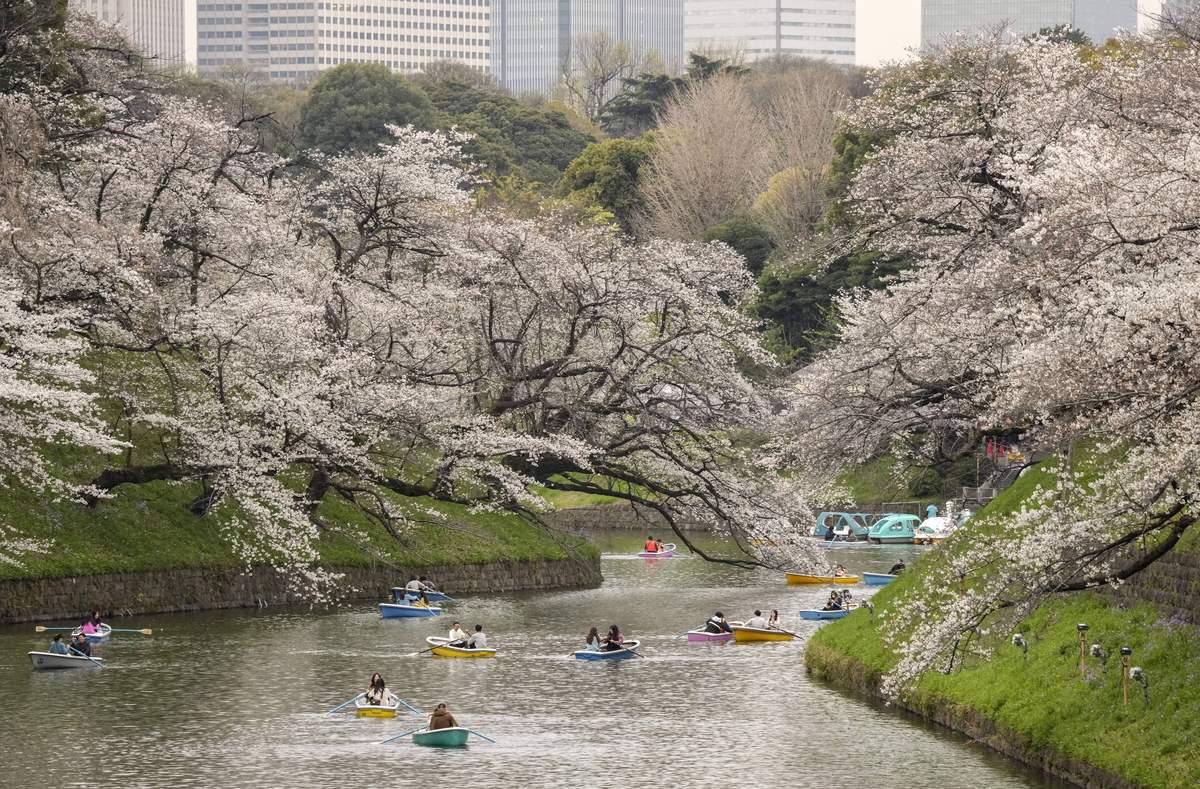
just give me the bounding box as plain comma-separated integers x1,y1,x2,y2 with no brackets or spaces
914,516,956,545
425,636,497,658
28,651,103,670
810,512,870,541
391,587,455,604
786,572,861,585
379,602,442,618
799,608,852,621
412,727,470,747
637,543,678,558
355,698,402,718
574,639,641,660
71,623,112,643
863,572,897,585
730,625,795,643
867,513,920,544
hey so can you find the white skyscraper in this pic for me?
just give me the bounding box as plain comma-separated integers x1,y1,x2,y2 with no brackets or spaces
196,1,493,84
72,0,198,69
684,0,856,65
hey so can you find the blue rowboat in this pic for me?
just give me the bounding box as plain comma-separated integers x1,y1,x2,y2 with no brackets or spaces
574,639,641,660
412,727,470,747
390,587,456,604
799,608,850,621
379,602,442,618
863,572,896,586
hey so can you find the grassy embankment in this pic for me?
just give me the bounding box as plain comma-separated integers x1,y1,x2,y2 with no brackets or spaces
0,450,601,582
807,462,1200,788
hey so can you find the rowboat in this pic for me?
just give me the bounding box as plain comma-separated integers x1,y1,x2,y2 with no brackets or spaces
71,623,112,643
730,625,795,643
425,636,497,658
412,727,470,747
28,651,103,670
574,639,641,660
637,543,678,558
686,629,734,642
391,587,456,604
863,572,897,585
786,572,861,585
379,602,442,618
799,608,851,621
355,698,402,718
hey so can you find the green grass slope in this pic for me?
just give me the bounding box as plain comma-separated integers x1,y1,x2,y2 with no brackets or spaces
807,462,1200,788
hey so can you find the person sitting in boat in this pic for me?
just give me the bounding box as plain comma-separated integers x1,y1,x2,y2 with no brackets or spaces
644,535,657,553
404,576,429,604
467,624,488,650
833,564,848,578
419,576,438,592
70,632,92,657
48,634,70,655
601,624,625,651
655,538,665,552
448,621,469,647
822,592,844,611
586,626,602,651
80,616,97,636
704,612,733,633
888,561,906,576
745,610,768,629
768,609,781,630
428,703,459,731
364,673,398,707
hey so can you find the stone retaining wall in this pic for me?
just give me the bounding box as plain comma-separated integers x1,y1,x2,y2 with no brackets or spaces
1106,550,1200,623
0,556,602,624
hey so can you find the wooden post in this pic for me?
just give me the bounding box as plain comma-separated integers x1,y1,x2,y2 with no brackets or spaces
1122,654,1130,705
1079,630,1086,676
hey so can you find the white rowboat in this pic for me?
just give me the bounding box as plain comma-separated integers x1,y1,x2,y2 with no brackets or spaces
28,651,103,670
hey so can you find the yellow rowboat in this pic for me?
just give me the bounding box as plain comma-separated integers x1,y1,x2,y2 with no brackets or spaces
355,698,401,718
786,573,860,585
425,636,497,658
730,625,796,643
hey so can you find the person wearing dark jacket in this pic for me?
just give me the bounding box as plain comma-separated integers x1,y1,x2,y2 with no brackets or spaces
704,612,732,633
428,703,459,730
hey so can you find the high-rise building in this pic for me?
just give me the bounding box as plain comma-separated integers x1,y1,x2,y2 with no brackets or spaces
196,1,492,84
492,0,685,96
856,0,1150,66
71,0,198,69
684,0,855,65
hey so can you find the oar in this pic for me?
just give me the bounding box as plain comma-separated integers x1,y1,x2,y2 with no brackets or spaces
468,730,496,743
68,645,104,668
325,693,365,715
105,627,153,635
34,626,76,632
394,697,423,716
381,725,426,744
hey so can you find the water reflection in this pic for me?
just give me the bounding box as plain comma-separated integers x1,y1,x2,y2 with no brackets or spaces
0,532,1065,788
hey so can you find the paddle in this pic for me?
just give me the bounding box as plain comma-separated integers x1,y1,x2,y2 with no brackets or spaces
380,725,426,744
325,693,365,715
468,730,496,743
68,645,104,668
106,627,153,635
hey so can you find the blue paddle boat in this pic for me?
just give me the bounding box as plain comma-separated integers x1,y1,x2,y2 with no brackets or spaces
799,608,851,621
379,602,442,618
574,640,641,660
810,512,870,541
863,572,897,585
390,587,456,604
867,513,920,544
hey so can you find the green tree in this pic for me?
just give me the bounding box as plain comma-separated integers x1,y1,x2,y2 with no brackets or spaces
601,53,748,137
297,64,435,154
0,0,70,91
702,215,775,276
557,136,654,232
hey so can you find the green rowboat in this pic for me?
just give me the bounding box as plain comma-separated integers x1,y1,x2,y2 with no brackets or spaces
412,726,470,747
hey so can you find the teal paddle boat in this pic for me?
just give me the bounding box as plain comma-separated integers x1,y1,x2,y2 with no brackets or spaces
412,727,470,747
867,513,919,544
810,512,870,541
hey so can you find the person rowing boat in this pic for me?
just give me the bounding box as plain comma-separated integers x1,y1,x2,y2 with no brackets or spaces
447,621,468,647
643,535,658,553
428,703,459,730
364,673,399,707
466,624,488,649
704,612,733,633
601,624,625,651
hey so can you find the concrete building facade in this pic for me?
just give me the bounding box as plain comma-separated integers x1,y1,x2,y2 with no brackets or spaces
72,0,198,69
920,1,1139,49
684,0,855,65
195,1,492,83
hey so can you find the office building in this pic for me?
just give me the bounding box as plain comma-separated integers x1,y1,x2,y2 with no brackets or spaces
196,1,492,84
492,0,685,96
72,0,198,69
684,0,855,65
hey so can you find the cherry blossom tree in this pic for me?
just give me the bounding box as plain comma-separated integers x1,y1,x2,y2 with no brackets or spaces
782,26,1200,692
